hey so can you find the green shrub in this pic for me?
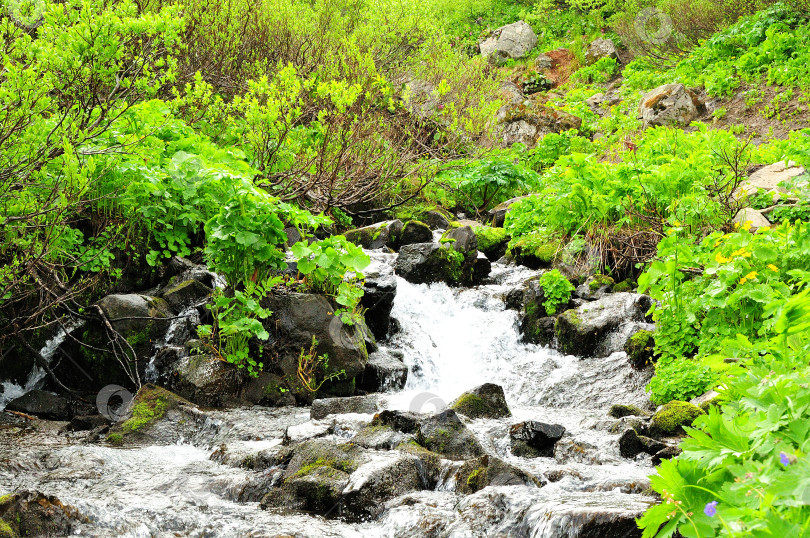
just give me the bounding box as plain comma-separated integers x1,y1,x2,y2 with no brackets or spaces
537,269,575,315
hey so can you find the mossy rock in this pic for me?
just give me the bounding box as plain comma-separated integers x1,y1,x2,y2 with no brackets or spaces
608,404,650,419
650,401,705,438
0,519,13,538
507,232,563,269
450,383,511,419
625,329,656,369
108,385,194,445
454,455,539,494
398,220,433,248
473,226,510,261
613,279,635,293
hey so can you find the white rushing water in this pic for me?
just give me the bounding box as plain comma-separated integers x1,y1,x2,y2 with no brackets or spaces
0,255,657,537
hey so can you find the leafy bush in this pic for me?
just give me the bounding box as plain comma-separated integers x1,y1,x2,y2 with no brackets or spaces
537,269,575,315
639,285,810,538
572,57,618,83
647,357,718,405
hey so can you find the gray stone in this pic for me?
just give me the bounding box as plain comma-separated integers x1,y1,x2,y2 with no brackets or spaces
358,350,407,392
639,83,703,127
344,220,403,250
310,394,384,419
733,207,771,231
510,421,565,457
417,409,486,460
160,279,211,311
442,225,478,254
480,21,538,64
169,354,244,407
618,428,667,459
397,220,433,249
361,273,397,340
554,293,653,357
450,383,511,419
585,37,618,65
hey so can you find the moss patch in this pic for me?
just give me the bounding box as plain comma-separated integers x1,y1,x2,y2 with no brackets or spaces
613,279,635,293
106,432,124,445
294,458,354,478
625,330,656,368
0,519,14,538
588,274,614,292
473,226,508,252
466,467,487,491
650,401,705,437
114,385,187,436
608,404,650,418
508,231,564,267
451,393,488,417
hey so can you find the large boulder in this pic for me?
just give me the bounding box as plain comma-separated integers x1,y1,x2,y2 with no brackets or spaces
585,37,618,65
397,220,433,248
395,242,488,286
474,226,510,261
554,293,652,357
5,390,71,421
480,21,538,64
639,83,704,127
240,372,297,407
340,453,427,521
262,292,376,398
357,350,408,393
421,210,451,230
624,329,656,369
361,273,397,340
733,207,771,231
168,354,245,407
344,220,403,250
509,421,565,457
450,383,511,419
0,491,84,537
416,409,486,460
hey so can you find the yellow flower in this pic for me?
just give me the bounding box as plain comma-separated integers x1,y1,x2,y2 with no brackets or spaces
740,221,752,231
715,252,732,264
758,226,771,233
740,271,758,284
767,264,778,272
731,248,751,258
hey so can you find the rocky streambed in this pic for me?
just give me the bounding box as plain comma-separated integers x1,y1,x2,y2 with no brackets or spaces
0,232,691,537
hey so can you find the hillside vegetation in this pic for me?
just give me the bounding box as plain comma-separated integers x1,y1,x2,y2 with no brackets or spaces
2,0,810,535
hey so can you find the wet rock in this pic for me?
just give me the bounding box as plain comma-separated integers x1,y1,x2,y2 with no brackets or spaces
417,409,485,460
169,354,245,407
733,207,771,231
398,220,433,248
441,226,478,254
358,350,408,393
262,292,376,397
480,21,538,64
473,254,493,283
0,490,84,537
341,453,427,521
553,439,602,464
160,279,211,311
639,83,704,127
97,294,173,336
520,280,571,345
574,275,614,301
67,414,110,432
585,37,618,65
650,400,705,438
361,273,397,340
618,428,666,459
370,410,422,434
554,293,653,357
344,220,403,250
352,424,415,450
505,287,527,310
450,383,511,419
652,445,683,465
310,395,383,420
150,345,186,384
608,404,650,419
422,210,450,230
6,390,71,421
284,226,302,247
260,439,364,516
624,329,656,369
510,421,565,458
608,416,649,436
455,455,540,494
395,243,485,286
107,385,207,446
